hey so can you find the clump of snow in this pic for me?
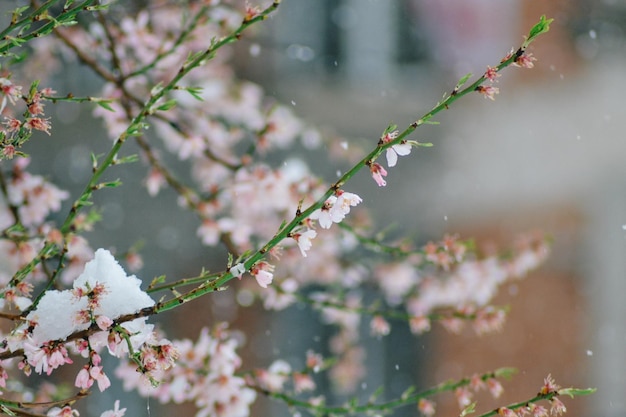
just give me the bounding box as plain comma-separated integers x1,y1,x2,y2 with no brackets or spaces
26,249,155,345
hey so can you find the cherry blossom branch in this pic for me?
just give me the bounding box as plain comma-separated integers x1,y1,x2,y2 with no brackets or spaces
252,371,594,417
0,390,89,417
50,30,217,211
0,1,100,56
42,94,114,109
294,289,509,324
124,4,214,79
52,25,119,84
148,16,554,313
7,0,282,291
256,368,507,415
50,4,257,252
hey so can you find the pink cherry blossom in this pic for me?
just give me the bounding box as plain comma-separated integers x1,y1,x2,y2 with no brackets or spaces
470,373,486,392
7,169,69,227
96,315,114,331
328,345,365,393
385,142,412,167
540,374,560,394
370,162,388,186
487,377,504,398
527,403,549,417
333,190,362,216
476,85,500,100
91,353,103,366
455,386,472,409
472,307,506,334
306,350,324,372
440,316,464,334
24,117,52,134
90,366,111,391
100,400,127,417
418,398,436,417
2,144,15,159
0,77,22,106
244,3,262,22
409,316,431,335
310,195,339,229
75,366,92,390
309,190,362,230
145,168,167,197
250,261,274,288
550,398,567,415
370,315,391,337
514,52,536,68
256,359,291,391
293,372,316,393
485,65,500,82
24,342,73,376
498,407,519,417
46,406,79,417
293,228,317,257
0,363,7,390
261,273,297,305
47,345,73,370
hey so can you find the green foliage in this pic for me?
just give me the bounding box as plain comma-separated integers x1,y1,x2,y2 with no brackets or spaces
454,72,473,92
524,15,554,48
494,367,518,379
460,402,477,417
94,98,115,112
155,99,178,112
558,387,597,398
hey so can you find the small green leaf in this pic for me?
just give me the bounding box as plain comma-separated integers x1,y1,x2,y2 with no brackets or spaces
494,367,518,379
84,208,102,225
460,402,476,417
150,275,166,286
0,403,17,416
102,180,122,188
4,223,27,235
150,82,164,96
455,72,473,91
155,99,177,112
528,15,553,41
85,5,111,12
9,51,27,64
11,6,30,21
90,152,99,168
3,36,25,47
347,396,359,409
368,385,385,403
184,50,205,67
185,86,204,101
75,197,94,208
60,20,78,28
115,154,139,164
558,387,597,398
382,124,398,136
94,98,115,112
126,124,146,137
400,385,416,400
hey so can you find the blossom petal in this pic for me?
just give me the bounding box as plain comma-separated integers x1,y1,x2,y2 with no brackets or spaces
392,142,412,156
385,148,398,167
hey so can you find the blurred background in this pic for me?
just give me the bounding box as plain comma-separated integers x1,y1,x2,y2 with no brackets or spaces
5,0,626,416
